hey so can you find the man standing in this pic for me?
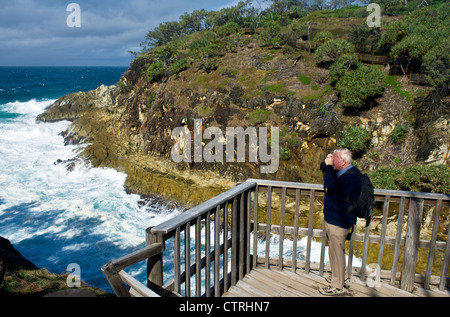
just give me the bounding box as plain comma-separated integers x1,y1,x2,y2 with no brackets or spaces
319,148,362,296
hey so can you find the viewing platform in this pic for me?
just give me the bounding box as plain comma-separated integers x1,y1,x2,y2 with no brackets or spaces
102,179,450,297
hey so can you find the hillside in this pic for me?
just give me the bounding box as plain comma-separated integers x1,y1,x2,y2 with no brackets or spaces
37,2,449,207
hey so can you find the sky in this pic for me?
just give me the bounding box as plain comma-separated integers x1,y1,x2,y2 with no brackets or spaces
0,0,243,67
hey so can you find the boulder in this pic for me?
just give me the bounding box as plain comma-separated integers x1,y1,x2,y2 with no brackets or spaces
0,236,38,286
0,236,38,271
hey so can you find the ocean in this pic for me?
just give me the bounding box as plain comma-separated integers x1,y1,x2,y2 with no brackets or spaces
0,67,359,294
0,67,184,292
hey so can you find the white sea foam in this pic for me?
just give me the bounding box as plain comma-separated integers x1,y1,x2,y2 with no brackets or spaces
0,99,182,290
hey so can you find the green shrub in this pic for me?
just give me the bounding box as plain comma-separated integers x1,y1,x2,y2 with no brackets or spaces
390,124,409,144
313,31,333,44
336,65,385,108
189,34,225,72
399,165,450,193
147,91,156,108
368,166,403,190
280,147,291,160
339,126,371,155
145,41,188,82
259,21,283,48
314,39,355,61
249,109,271,125
368,164,450,193
117,81,132,94
146,60,166,82
328,53,359,84
217,21,240,37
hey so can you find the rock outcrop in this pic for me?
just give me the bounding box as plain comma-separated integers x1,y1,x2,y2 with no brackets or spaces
0,236,38,286
0,236,38,272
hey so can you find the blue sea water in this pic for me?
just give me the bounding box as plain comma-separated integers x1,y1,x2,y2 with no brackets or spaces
0,67,183,293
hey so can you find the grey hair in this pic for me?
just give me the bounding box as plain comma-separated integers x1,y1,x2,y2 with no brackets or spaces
333,148,353,164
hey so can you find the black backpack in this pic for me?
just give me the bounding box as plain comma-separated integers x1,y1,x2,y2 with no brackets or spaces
345,170,374,225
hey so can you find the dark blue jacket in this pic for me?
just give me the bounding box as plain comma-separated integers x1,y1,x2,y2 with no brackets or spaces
323,165,362,229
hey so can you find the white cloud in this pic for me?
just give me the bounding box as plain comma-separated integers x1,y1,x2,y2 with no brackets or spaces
0,0,242,66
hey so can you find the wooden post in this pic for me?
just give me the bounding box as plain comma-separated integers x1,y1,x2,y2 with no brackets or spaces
390,196,406,285
101,262,130,297
252,186,259,269
146,227,164,295
278,187,286,271
401,198,424,292
265,186,272,269
292,189,300,273
305,189,315,273
424,199,442,289
440,220,450,291
231,197,238,286
214,205,221,297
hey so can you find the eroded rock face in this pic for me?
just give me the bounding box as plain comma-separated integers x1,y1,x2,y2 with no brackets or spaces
37,85,121,123
417,118,450,165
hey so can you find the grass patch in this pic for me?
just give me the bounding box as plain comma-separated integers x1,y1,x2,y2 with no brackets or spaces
384,75,414,100
248,109,271,124
297,74,312,85
262,84,286,94
0,268,112,297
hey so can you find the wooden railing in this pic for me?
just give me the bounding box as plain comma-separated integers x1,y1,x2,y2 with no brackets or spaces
102,179,450,297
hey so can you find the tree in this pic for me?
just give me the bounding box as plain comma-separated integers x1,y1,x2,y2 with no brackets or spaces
267,0,308,14
259,21,283,48
143,21,183,49
189,32,225,72
372,0,408,15
145,40,189,82
313,31,333,44
205,0,253,27
422,38,450,94
179,9,208,34
328,53,359,83
378,4,449,77
349,23,372,53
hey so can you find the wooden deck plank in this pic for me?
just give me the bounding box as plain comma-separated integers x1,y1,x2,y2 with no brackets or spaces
249,268,312,297
223,266,448,297
256,268,322,297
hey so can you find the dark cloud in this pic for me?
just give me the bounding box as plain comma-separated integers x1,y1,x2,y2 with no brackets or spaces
0,0,237,66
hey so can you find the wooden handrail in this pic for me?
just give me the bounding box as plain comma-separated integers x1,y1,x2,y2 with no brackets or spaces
151,181,257,235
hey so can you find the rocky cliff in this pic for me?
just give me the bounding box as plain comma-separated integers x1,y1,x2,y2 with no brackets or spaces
36,44,449,207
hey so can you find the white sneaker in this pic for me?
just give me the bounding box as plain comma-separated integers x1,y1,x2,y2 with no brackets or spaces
319,285,344,296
